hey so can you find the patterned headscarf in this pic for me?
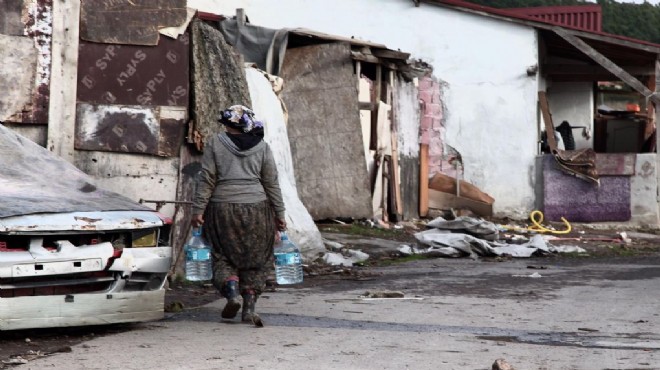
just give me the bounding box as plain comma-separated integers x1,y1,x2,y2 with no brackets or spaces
218,105,264,136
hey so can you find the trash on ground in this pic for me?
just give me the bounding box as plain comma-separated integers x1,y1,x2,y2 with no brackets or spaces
492,358,515,370
322,250,369,267
512,272,543,278
415,217,587,259
361,291,405,298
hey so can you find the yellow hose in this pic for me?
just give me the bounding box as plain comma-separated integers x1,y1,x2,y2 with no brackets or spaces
503,210,572,235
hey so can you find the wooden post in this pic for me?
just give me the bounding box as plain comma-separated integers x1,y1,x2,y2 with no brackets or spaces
419,144,429,217
555,27,652,97
538,91,557,150
47,0,81,163
370,64,382,150
236,8,246,26
356,60,361,91
387,70,403,218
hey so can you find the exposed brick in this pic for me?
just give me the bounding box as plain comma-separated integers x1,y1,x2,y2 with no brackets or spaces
428,103,442,117
418,90,433,103
420,129,431,145
418,77,434,91
429,143,444,156
420,116,433,130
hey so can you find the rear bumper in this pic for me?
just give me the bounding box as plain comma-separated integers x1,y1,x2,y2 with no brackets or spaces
0,290,165,330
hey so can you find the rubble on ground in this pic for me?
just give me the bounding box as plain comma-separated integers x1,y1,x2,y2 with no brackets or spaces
315,212,657,266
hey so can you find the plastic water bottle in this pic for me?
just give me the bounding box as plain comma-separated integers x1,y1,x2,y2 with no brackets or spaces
274,232,303,285
184,227,212,281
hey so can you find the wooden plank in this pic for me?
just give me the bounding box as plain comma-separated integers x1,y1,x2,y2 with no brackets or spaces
646,74,656,141
371,48,411,60
75,104,186,157
370,64,382,150
419,144,429,217
170,144,199,276
544,64,654,77
80,0,187,45
428,189,493,217
48,0,81,163
538,91,557,151
388,71,403,217
280,43,372,219
372,154,385,218
77,34,190,107
554,27,655,100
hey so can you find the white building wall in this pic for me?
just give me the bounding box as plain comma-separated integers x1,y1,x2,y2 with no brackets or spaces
188,0,540,217
546,81,594,150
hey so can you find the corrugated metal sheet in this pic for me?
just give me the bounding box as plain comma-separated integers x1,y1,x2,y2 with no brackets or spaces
77,33,189,107
421,0,660,51
506,5,602,33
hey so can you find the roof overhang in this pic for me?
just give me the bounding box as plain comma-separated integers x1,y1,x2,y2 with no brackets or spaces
418,0,660,99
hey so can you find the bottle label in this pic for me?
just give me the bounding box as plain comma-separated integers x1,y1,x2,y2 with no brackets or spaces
186,248,211,261
275,252,300,266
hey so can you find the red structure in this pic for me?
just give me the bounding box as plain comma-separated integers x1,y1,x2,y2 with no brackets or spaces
504,5,602,33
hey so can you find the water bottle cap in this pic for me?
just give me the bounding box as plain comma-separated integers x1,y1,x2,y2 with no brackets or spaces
193,227,202,236
280,232,288,241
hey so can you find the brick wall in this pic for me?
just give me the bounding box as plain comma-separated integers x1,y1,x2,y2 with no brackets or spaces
418,75,460,180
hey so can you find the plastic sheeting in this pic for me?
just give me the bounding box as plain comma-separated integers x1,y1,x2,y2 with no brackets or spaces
413,217,586,258
244,67,325,259
0,124,152,218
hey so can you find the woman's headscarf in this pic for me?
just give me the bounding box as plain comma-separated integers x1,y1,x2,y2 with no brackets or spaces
218,105,264,137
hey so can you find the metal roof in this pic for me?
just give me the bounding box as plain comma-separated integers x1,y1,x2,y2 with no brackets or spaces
419,0,660,54
507,5,602,33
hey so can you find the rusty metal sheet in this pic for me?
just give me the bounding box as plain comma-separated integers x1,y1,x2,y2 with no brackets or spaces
75,103,186,157
0,0,24,35
77,33,189,107
80,0,187,45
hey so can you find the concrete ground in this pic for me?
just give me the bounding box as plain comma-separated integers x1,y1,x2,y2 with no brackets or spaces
26,253,660,370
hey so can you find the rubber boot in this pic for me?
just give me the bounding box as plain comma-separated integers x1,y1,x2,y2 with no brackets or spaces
220,279,241,319
241,290,263,327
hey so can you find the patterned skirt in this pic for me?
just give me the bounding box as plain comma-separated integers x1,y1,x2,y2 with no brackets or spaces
202,200,275,294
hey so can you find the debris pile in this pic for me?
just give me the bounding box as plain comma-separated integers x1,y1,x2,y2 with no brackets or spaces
410,216,587,259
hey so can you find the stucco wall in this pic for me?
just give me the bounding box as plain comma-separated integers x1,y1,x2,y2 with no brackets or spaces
188,0,540,218
631,153,659,226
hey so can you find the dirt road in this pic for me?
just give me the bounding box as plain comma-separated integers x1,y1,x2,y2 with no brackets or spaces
21,249,660,370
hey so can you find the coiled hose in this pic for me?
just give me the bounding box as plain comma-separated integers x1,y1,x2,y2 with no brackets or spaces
503,210,572,235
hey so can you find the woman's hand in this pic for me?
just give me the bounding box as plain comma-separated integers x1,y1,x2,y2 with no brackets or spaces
275,217,287,231
191,214,204,228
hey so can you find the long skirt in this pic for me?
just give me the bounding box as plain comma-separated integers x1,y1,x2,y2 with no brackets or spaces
202,200,276,295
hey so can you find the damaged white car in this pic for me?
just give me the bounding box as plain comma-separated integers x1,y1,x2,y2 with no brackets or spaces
0,124,172,330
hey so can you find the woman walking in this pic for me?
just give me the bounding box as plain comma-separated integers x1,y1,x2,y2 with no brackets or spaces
191,105,286,327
